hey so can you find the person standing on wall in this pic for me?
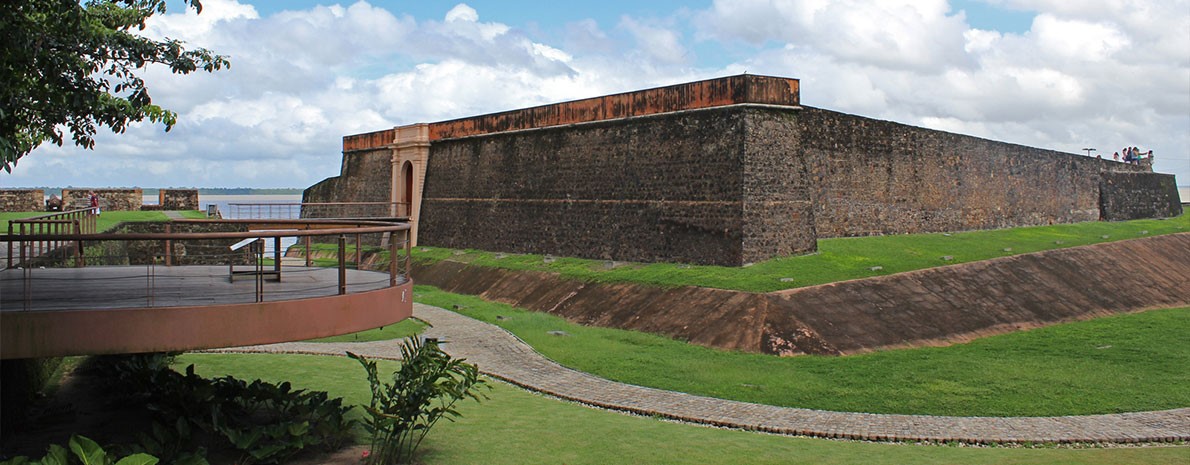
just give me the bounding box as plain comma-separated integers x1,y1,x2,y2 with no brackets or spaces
89,190,100,215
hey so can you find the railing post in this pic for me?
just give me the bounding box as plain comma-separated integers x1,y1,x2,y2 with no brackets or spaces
74,220,83,268
389,231,397,286
338,234,347,295
404,229,411,278
355,233,361,269
19,223,27,267
304,234,311,267
6,222,13,268
164,223,172,266
274,236,282,275
255,239,264,303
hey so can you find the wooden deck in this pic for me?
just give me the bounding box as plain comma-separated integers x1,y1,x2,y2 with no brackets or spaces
1,265,413,358
0,265,396,312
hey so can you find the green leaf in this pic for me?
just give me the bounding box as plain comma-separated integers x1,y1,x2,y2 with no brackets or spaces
67,435,105,465
113,454,160,465
288,421,310,436
41,444,69,465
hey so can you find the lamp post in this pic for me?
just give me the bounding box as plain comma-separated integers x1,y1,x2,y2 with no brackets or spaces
1082,147,1097,157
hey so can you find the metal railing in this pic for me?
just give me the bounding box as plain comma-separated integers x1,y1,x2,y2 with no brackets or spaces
1,218,412,311
227,202,411,220
6,208,98,269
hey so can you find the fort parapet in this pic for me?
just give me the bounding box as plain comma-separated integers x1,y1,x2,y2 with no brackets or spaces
306,74,1181,266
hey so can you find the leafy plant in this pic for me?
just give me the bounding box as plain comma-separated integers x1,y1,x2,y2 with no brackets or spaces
77,353,353,465
349,337,488,465
0,435,158,465
207,377,355,464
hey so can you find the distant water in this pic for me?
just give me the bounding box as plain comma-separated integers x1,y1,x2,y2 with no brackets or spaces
143,193,304,254
142,194,303,219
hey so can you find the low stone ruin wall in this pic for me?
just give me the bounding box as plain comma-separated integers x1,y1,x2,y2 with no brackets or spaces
0,189,44,212
159,189,199,210
61,188,142,211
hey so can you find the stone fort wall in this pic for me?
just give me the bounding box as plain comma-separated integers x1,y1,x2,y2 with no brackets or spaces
415,106,1178,265
308,75,1181,266
418,107,816,266
304,147,393,218
793,107,1171,237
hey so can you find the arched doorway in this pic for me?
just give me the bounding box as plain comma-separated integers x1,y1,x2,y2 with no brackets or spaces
400,161,414,217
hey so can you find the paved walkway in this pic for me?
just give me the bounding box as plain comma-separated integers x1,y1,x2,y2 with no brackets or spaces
217,303,1190,444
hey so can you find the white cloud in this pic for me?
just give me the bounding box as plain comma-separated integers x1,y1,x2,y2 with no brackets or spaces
695,0,972,71
695,0,1188,182
444,4,479,23
1030,14,1130,61
7,0,1187,189
619,17,690,65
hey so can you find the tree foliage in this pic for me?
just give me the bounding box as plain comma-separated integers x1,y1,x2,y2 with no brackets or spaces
0,0,229,172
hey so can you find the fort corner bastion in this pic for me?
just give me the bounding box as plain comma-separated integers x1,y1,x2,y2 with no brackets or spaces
305,74,1181,267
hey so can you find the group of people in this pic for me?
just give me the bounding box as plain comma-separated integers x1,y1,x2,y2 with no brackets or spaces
1113,146,1152,165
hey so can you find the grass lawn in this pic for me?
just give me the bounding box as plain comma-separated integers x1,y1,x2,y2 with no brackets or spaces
415,286,1190,417
177,353,1189,465
304,318,426,343
176,210,209,219
1,210,172,234
410,215,1187,292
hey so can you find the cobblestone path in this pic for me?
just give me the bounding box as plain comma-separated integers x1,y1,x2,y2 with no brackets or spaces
217,303,1190,444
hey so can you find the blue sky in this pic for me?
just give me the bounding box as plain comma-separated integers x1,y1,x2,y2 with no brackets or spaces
4,0,1187,188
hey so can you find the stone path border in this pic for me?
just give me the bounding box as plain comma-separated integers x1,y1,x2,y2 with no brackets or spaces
216,303,1190,445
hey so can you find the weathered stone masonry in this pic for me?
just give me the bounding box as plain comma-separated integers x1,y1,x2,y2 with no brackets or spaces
306,74,1181,266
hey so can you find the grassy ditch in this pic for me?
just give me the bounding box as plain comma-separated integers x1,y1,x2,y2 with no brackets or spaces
408,215,1187,292
415,286,1190,417
178,353,1189,465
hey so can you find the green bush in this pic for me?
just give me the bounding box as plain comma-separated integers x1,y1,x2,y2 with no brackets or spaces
81,353,354,464
350,337,488,465
0,435,158,465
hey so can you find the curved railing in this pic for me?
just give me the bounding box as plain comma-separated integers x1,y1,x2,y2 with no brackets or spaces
224,201,410,220
1,218,415,358
5,207,98,268
1,218,412,310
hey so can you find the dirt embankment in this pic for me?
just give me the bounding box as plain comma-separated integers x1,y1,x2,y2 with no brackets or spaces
308,234,1190,355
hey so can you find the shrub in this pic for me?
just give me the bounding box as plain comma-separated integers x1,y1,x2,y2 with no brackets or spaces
349,337,488,465
0,435,158,465
81,353,354,465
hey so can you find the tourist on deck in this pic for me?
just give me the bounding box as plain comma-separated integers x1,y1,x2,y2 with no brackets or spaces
1112,151,1119,161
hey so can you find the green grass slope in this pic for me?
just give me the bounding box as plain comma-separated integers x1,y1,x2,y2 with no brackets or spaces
416,286,1190,417
179,353,1189,465
411,215,1187,292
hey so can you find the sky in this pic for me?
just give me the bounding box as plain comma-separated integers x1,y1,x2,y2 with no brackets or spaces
3,0,1188,189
